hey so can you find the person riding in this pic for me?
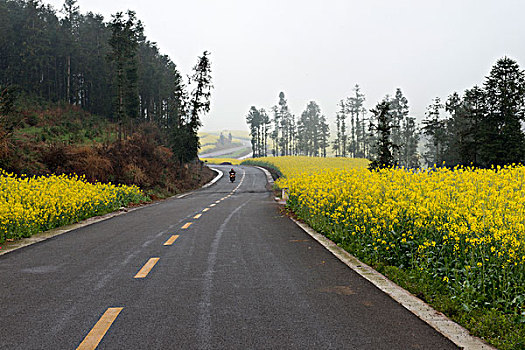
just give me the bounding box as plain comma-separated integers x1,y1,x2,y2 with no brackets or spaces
229,168,236,176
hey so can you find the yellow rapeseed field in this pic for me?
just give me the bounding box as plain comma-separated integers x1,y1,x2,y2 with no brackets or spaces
0,171,147,243
246,157,524,314
202,158,243,165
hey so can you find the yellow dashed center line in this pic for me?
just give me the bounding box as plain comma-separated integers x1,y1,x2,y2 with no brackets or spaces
194,213,202,219
134,258,160,278
181,222,192,229
163,235,179,246
77,307,123,350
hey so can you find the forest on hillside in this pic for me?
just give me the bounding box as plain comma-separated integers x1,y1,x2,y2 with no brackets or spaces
0,0,214,194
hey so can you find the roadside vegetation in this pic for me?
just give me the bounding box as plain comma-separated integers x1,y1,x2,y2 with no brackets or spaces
0,171,148,244
0,1,215,242
244,156,525,350
202,158,243,165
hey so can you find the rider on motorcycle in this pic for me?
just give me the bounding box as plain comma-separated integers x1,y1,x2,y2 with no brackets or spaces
229,168,236,182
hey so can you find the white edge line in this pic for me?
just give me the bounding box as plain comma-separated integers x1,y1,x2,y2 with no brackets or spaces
289,217,496,350
201,168,223,189
253,166,274,185
0,167,224,256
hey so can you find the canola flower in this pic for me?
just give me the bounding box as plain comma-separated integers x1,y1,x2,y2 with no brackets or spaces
245,157,525,313
0,170,147,243
202,158,243,165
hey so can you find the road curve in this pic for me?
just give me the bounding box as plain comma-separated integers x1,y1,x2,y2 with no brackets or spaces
0,165,458,349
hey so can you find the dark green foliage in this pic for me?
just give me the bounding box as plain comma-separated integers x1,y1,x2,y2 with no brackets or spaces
246,106,270,157
332,100,347,157
332,84,374,159
424,57,525,168
0,0,211,167
399,115,419,168
422,97,447,167
390,88,419,168
108,11,142,140
183,51,213,161
251,92,330,158
368,101,397,169
188,51,212,130
271,92,296,156
480,57,525,166
346,84,367,158
297,101,330,156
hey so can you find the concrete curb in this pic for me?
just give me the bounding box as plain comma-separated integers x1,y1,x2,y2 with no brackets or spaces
289,217,496,350
202,167,223,189
0,166,223,257
254,166,274,186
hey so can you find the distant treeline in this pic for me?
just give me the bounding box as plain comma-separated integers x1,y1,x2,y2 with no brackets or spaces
246,88,416,166
0,0,212,163
247,57,525,169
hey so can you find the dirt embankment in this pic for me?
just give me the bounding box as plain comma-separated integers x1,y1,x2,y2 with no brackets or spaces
2,106,215,198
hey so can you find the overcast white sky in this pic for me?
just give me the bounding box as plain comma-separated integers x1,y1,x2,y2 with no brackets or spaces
43,0,525,132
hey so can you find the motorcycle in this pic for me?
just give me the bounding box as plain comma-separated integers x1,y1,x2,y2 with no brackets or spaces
229,173,236,182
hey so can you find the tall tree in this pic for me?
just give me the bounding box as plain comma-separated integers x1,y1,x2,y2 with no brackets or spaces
186,51,213,160
297,101,329,156
346,84,366,157
108,10,142,140
319,114,330,157
246,106,261,157
369,101,397,169
421,97,446,167
61,0,80,104
462,86,486,166
480,56,525,166
443,92,471,165
332,100,347,157
271,92,293,156
333,109,341,157
390,88,409,164
399,115,419,168
260,108,270,157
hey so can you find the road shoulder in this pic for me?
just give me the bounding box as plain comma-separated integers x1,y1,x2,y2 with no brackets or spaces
0,167,222,257
287,214,496,350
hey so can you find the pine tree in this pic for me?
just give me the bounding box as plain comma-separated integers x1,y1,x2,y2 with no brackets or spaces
422,97,446,167
246,106,261,157
319,114,330,157
462,86,486,166
369,101,397,169
332,111,341,156
443,92,471,165
186,51,213,160
399,115,419,168
297,101,329,156
108,11,142,140
347,84,366,157
390,88,409,164
61,0,80,104
259,108,270,157
480,57,525,166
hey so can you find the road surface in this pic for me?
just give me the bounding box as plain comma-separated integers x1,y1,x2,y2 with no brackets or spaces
199,140,251,159
0,165,458,349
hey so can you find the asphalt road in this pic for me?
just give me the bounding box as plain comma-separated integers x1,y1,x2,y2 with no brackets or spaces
0,165,458,349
